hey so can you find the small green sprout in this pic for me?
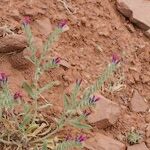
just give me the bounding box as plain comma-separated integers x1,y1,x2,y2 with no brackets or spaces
127,130,142,145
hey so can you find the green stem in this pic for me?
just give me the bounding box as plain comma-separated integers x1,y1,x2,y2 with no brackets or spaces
32,61,41,123
32,96,38,124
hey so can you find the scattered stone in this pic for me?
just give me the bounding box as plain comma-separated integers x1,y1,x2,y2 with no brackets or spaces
98,30,110,37
133,73,140,82
125,23,135,33
10,9,21,21
87,95,121,129
146,113,150,123
0,28,4,37
9,48,33,70
59,59,71,69
62,74,72,83
24,8,38,16
84,133,126,150
130,90,148,112
141,74,150,84
146,124,150,138
23,8,46,16
145,29,150,39
33,17,52,36
0,34,27,53
60,24,70,33
146,138,150,148
127,143,149,150
117,0,150,30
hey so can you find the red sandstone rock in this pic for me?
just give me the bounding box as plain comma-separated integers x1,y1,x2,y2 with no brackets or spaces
145,29,150,39
87,95,121,129
9,49,33,70
84,133,126,150
117,0,150,30
33,17,52,36
127,143,149,150
0,34,27,53
130,90,148,112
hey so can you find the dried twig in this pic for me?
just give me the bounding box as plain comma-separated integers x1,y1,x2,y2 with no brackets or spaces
57,0,77,14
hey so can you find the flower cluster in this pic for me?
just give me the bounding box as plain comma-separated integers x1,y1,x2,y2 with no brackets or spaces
23,16,31,26
66,135,86,143
52,57,61,65
76,79,82,86
89,95,100,104
112,54,120,64
83,109,91,117
14,92,22,100
75,135,87,143
58,20,67,29
0,73,8,87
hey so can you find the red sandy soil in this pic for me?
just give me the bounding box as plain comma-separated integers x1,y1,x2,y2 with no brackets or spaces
0,0,149,149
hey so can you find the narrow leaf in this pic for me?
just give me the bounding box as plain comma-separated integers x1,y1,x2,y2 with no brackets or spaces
22,114,32,126
26,123,39,134
64,94,70,111
71,84,80,105
22,82,35,99
70,121,92,130
42,141,48,150
38,81,59,94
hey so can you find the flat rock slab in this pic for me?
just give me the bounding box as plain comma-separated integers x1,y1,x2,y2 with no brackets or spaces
145,29,150,38
117,0,150,30
9,50,33,70
87,95,121,129
127,143,149,150
33,17,52,36
130,90,148,112
84,133,126,150
0,34,27,53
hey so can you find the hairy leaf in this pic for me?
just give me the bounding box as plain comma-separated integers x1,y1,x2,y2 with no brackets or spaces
22,82,35,99
38,81,58,94
70,83,80,105
64,94,70,111
42,141,48,150
70,120,92,130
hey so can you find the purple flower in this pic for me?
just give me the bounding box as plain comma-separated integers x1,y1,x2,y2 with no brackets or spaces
65,135,73,141
76,79,82,86
83,110,91,117
52,57,61,65
23,16,31,26
89,95,100,104
0,73,8,86
58,20,67,29
65,135,86,144
112,54,120,64
76,135,86,143
14,92,22,100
